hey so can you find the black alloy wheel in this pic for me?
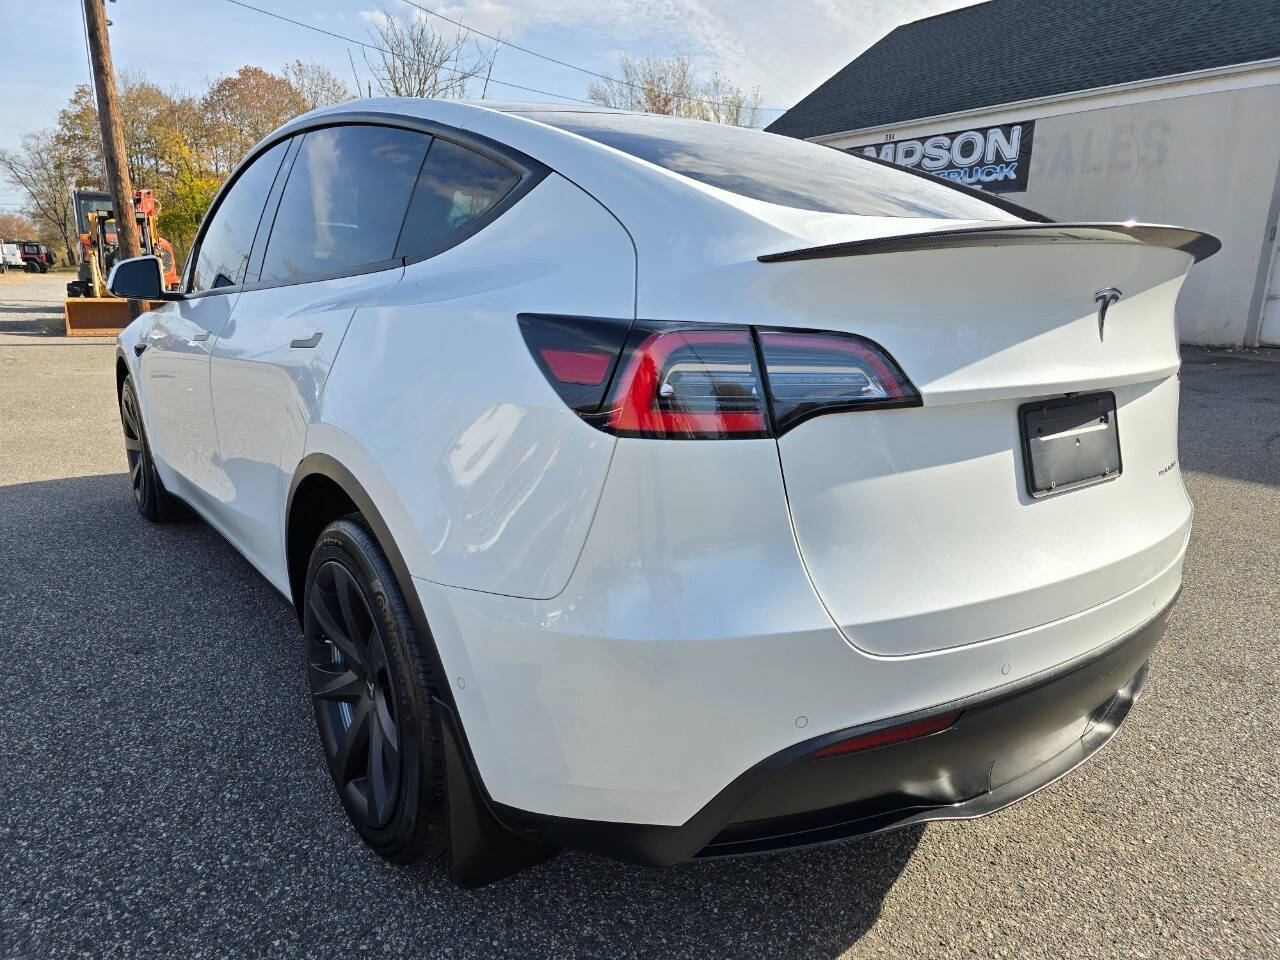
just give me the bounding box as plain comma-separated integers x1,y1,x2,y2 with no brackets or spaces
303,517,447,862
119,379,149,510
308,559,403,829
118,375,186,521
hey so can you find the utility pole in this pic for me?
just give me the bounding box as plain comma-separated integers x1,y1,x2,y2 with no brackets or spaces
83,0,141,314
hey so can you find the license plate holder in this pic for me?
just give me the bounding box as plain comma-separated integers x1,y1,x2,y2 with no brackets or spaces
1019,393,1121,498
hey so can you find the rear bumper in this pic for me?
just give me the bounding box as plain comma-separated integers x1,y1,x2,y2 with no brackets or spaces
493,596,1171,866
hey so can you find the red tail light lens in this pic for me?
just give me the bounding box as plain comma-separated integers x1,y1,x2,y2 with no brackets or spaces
757,329,919,434
519,316,917,438
603,324,768,439
809,710,961,759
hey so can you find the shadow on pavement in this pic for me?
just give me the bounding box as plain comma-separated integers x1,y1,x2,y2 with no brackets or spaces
1,473,919,959
1178,348,1280,489
0,318,67,335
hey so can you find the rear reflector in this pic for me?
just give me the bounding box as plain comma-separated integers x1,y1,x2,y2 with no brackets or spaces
539,348,613,386
518,314,632,413
809,711,961,759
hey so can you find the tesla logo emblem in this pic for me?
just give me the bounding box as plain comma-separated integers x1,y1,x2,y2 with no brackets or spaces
1094,287,1122,340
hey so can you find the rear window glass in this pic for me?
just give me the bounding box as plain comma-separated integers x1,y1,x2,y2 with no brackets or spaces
530,112,1013,220
261,125,430,281
396,138,520,259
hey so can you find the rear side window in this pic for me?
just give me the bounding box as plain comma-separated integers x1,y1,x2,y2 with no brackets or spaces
530,112,1015,221
396,138,520,259
261,125,430,281
192,138,289,292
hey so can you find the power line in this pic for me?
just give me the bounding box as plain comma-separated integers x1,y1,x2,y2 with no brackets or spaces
222,0,595,104
396,0,786,116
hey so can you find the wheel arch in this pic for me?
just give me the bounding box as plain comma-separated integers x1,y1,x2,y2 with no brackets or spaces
286,452,556,882
286,453,404,625
115,352,130,402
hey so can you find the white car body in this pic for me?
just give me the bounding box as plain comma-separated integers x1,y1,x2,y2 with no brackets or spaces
115,98,1214,871
1,243,24,270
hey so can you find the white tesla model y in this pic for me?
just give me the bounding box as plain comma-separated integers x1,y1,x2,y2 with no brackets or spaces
109,98,1217,885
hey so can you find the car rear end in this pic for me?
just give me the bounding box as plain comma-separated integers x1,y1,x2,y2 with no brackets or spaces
433,107,1214,863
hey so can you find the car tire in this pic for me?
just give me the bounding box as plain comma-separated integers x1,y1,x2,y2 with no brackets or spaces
118,376,187,522
304,516,448,864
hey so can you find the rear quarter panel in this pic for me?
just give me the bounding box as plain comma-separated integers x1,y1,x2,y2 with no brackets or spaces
311,172,636,598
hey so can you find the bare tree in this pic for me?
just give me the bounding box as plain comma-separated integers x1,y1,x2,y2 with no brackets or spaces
362,6,494,99
282,60,354,110
587,54,698,116
0,130,82,264
698,71,763,128
588,54,763,127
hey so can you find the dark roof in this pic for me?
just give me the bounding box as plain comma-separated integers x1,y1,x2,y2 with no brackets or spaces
767,0,1280,139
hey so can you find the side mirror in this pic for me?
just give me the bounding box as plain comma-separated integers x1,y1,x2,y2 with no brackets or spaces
107,255,175,301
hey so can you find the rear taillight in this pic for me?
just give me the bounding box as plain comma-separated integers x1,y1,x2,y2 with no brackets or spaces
519,315,918,438
605,323,768,439
757,329,919,434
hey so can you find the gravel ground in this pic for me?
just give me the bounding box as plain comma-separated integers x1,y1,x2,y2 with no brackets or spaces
1,277,1277,959
0,271,71,338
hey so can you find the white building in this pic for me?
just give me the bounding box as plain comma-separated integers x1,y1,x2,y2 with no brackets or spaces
768,0,1280,347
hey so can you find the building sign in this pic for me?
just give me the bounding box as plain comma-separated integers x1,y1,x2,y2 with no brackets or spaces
848,120,1037,193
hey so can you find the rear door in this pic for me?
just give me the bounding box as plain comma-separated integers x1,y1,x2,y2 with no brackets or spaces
208,123,430,583
139,137,291,506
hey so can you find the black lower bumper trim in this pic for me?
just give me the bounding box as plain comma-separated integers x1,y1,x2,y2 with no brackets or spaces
492,597,1173,867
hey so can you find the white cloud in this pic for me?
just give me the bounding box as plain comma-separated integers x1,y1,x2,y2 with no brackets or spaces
418,0,982,106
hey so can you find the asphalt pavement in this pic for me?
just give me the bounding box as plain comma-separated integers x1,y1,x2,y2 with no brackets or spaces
1,273,1277,958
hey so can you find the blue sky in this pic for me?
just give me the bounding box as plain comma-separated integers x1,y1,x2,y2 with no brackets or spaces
0,0,978,212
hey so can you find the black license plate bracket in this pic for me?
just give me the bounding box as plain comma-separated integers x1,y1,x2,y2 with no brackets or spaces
1019,392,1121,498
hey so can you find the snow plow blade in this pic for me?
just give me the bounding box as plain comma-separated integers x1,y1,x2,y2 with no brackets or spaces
63,297,159,336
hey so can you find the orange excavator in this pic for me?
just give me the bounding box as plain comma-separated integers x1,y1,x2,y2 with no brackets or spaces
64,188,179,335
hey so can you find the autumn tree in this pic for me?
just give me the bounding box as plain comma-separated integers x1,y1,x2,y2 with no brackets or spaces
0,212,37,240
4,61,345,273
54,85,106,189
362,6,495,98
201,66,307,175
587,54,763,127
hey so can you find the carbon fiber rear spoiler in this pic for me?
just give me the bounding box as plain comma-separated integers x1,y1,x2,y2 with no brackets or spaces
758,222,1221,264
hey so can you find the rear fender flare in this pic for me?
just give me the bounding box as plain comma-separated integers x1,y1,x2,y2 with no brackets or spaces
285,452,553,882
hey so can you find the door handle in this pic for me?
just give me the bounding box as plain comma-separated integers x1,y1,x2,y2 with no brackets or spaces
191,331,210,342
290,332,323,349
